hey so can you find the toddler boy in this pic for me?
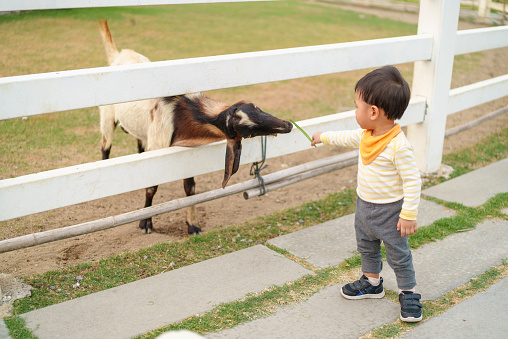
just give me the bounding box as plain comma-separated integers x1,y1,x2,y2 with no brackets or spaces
311,65,423,322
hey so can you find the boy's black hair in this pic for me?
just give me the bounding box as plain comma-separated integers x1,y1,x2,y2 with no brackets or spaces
355,65,410,120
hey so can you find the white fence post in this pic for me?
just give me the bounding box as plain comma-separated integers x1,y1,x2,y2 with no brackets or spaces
407,0,461,173
478,0,491,19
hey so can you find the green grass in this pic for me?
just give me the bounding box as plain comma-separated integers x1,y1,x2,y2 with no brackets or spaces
444,127,508,173
2,316,36,339
421,127,508,188
1,1,417,75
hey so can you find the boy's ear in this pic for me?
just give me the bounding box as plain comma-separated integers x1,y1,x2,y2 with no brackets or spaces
370,105,381,120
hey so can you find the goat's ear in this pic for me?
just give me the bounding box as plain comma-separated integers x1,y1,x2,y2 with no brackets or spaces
228,101,245,113
222,137,242,188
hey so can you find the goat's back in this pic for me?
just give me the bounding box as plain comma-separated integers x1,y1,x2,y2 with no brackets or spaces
112,49,150,66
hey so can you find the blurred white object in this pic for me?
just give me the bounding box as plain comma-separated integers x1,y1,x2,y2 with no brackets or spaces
156,330,204,339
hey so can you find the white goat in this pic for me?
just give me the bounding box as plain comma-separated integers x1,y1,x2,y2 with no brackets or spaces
98,20,293,234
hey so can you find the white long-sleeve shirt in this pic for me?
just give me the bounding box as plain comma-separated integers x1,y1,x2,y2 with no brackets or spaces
321,128,422,220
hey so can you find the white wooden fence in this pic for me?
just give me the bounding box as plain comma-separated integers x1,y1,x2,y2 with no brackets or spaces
1,1,507,243
475,0,508,19
318,1,507,22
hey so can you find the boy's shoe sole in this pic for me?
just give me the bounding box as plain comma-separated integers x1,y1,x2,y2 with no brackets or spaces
400,314,423,322
340,289,385,300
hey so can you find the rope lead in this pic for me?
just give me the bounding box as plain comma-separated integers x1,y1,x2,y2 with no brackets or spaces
250,136,268,196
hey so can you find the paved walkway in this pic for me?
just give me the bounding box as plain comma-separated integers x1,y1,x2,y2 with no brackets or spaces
2,159,507,338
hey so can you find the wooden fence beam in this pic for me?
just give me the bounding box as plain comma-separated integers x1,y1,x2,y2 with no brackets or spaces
0,35,432,121
455,26,508,55
445,105,508,137
448,74,508,115
0,0,272,11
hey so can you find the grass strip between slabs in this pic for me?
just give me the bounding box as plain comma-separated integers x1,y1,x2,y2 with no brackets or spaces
2,316,35,339
134,264,357,338
365,260,508,339
136,190,508,337
134,212,508,338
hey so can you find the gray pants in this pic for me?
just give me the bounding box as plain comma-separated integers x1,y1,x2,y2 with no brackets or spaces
355,196,416,290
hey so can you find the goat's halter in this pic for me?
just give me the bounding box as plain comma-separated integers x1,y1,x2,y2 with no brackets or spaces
250,136,268,196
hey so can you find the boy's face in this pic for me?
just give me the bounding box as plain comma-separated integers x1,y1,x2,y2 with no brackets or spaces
354,91,374,129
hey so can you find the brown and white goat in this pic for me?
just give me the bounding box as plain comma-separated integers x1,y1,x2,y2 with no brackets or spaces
98,20,293,235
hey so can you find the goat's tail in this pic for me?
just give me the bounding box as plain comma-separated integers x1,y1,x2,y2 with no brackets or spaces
98,19,119,65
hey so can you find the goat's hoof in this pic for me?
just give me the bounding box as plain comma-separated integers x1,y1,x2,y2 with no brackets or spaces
187,224,202,235
139,219,153,234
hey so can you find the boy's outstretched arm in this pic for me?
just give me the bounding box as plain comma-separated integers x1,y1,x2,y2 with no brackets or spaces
311,132,323,147
397,218,418,237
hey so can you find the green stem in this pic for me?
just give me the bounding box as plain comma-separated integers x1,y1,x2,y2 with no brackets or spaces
290,119,317,148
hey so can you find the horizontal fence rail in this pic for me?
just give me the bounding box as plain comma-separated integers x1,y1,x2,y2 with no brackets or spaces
3,25,508,121
0,97,427,222
0,0,272,11
446,104,508,137
455,26,508,55
448,74,508,115
0,35,432,120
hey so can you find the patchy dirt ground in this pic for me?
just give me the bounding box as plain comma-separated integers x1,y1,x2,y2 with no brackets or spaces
1,6,507,278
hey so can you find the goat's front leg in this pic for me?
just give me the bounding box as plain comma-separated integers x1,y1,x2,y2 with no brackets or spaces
101,144,111,160
101,134,113,160
139,185,158,234
99,106,116,160
184,178,201,235
137,139,145,153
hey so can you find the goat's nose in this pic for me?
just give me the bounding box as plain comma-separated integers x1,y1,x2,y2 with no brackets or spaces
285,121,294,131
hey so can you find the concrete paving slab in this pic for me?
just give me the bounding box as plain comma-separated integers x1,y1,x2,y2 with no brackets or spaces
206,284,399,339
21,245,313,339
382,219,508,300
423,158,508,207
416,198,457,227
267,199,455,268
401,277,508,339
267,214,357,268
0,320,11,339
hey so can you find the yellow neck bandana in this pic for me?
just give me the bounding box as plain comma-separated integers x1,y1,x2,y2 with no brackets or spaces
360,124,401,165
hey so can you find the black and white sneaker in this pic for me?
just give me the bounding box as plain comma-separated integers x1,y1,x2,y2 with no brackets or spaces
340,275,385,300
399,291,423,322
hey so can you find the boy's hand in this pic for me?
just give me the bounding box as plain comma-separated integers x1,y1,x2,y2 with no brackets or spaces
397,218,418,237
311,132,323,147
